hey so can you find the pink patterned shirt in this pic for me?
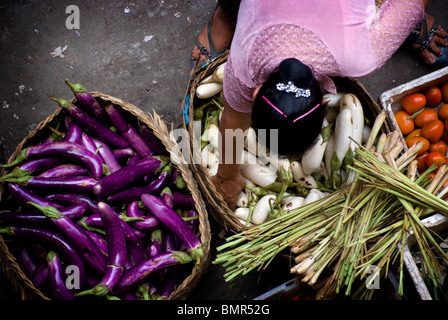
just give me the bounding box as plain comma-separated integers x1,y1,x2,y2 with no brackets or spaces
223,0,424,113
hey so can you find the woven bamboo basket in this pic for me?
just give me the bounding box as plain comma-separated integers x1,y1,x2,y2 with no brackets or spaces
181,53,389,233
0,92,211,300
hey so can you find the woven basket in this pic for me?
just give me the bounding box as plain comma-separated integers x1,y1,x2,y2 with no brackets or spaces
0,92,211,300
181,53,389,233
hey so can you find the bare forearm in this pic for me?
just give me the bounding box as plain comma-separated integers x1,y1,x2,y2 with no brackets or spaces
217,96,251,178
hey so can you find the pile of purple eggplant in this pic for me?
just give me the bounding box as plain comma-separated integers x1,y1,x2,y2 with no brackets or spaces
0,79,204,300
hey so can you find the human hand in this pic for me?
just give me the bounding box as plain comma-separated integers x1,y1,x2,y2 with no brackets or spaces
212,171,245,210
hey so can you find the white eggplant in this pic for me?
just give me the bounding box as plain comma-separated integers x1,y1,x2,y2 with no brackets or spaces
234,207,250,220
312,162,328,181
240,162,277,187
340,93,364,152
291,161,318,189
252,194,277,225
207,123,220,149
213,62,226,82
325,108,339,124
244,127,267,157
301,134,328,175
303,189,324,205
236,191,249,208
196,82,223,99
323,92,346,108
242,176,257,189
201,144,212,167
282,196,305,212
332,108,353,172
207,162,218,177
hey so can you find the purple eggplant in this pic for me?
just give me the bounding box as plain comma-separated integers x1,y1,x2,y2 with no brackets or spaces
172,191,196,208
0,211,53,228
51,98,129,149
165,232,180,251
38,164,89,178
64,79,108,121
0,158,64,180
186,209,199,234
104,103,152,158
146,164,171,194
115,251,192,295
76,202,127,297
85,230,108,258
46,250,75,300
29,203,106,275
140,193,203,265
91,137,121,173
93,156,168,197
45,193,99,214
145,228,164,258
62,122,82,145
5,176,98,193
171,167,186,189
106,185,152,204
126,201,160,231
84,212,145,265
8,183,64,210
104,103,128,133
127,153,141,166
0,202,90,226
106,166,170,203
0,141,103,179
81,133,105,164
0,226,86,285
121,125,153,159
140,124,168,156
158,266,181,300
17,246,38,276
31,264,49,292
160,186,174,208
112,147,134,160
60,202,89,220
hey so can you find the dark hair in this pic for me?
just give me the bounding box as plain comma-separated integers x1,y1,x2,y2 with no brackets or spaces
251,58,325,156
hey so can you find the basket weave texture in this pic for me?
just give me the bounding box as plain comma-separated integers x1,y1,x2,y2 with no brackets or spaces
182,53,388,233
0,92,211,300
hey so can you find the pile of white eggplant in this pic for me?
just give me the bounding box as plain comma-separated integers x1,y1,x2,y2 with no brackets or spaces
194,62,373,227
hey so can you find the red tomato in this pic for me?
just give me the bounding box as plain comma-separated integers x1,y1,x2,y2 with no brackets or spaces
442,81,448,103
442,131,448,144
406,136,430,155
395,110,414,135
401,93,426,114
416,152,429,172
426,151,447,170
438,104,448,122
421,120,445,143
424,86,442,107
414,108,439,128
406,128,422,140
429,140,447,156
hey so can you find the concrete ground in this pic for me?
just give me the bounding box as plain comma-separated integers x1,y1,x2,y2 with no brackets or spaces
0,0,447,300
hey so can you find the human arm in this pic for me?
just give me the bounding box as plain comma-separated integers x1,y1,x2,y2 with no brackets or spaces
212,95,251,210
